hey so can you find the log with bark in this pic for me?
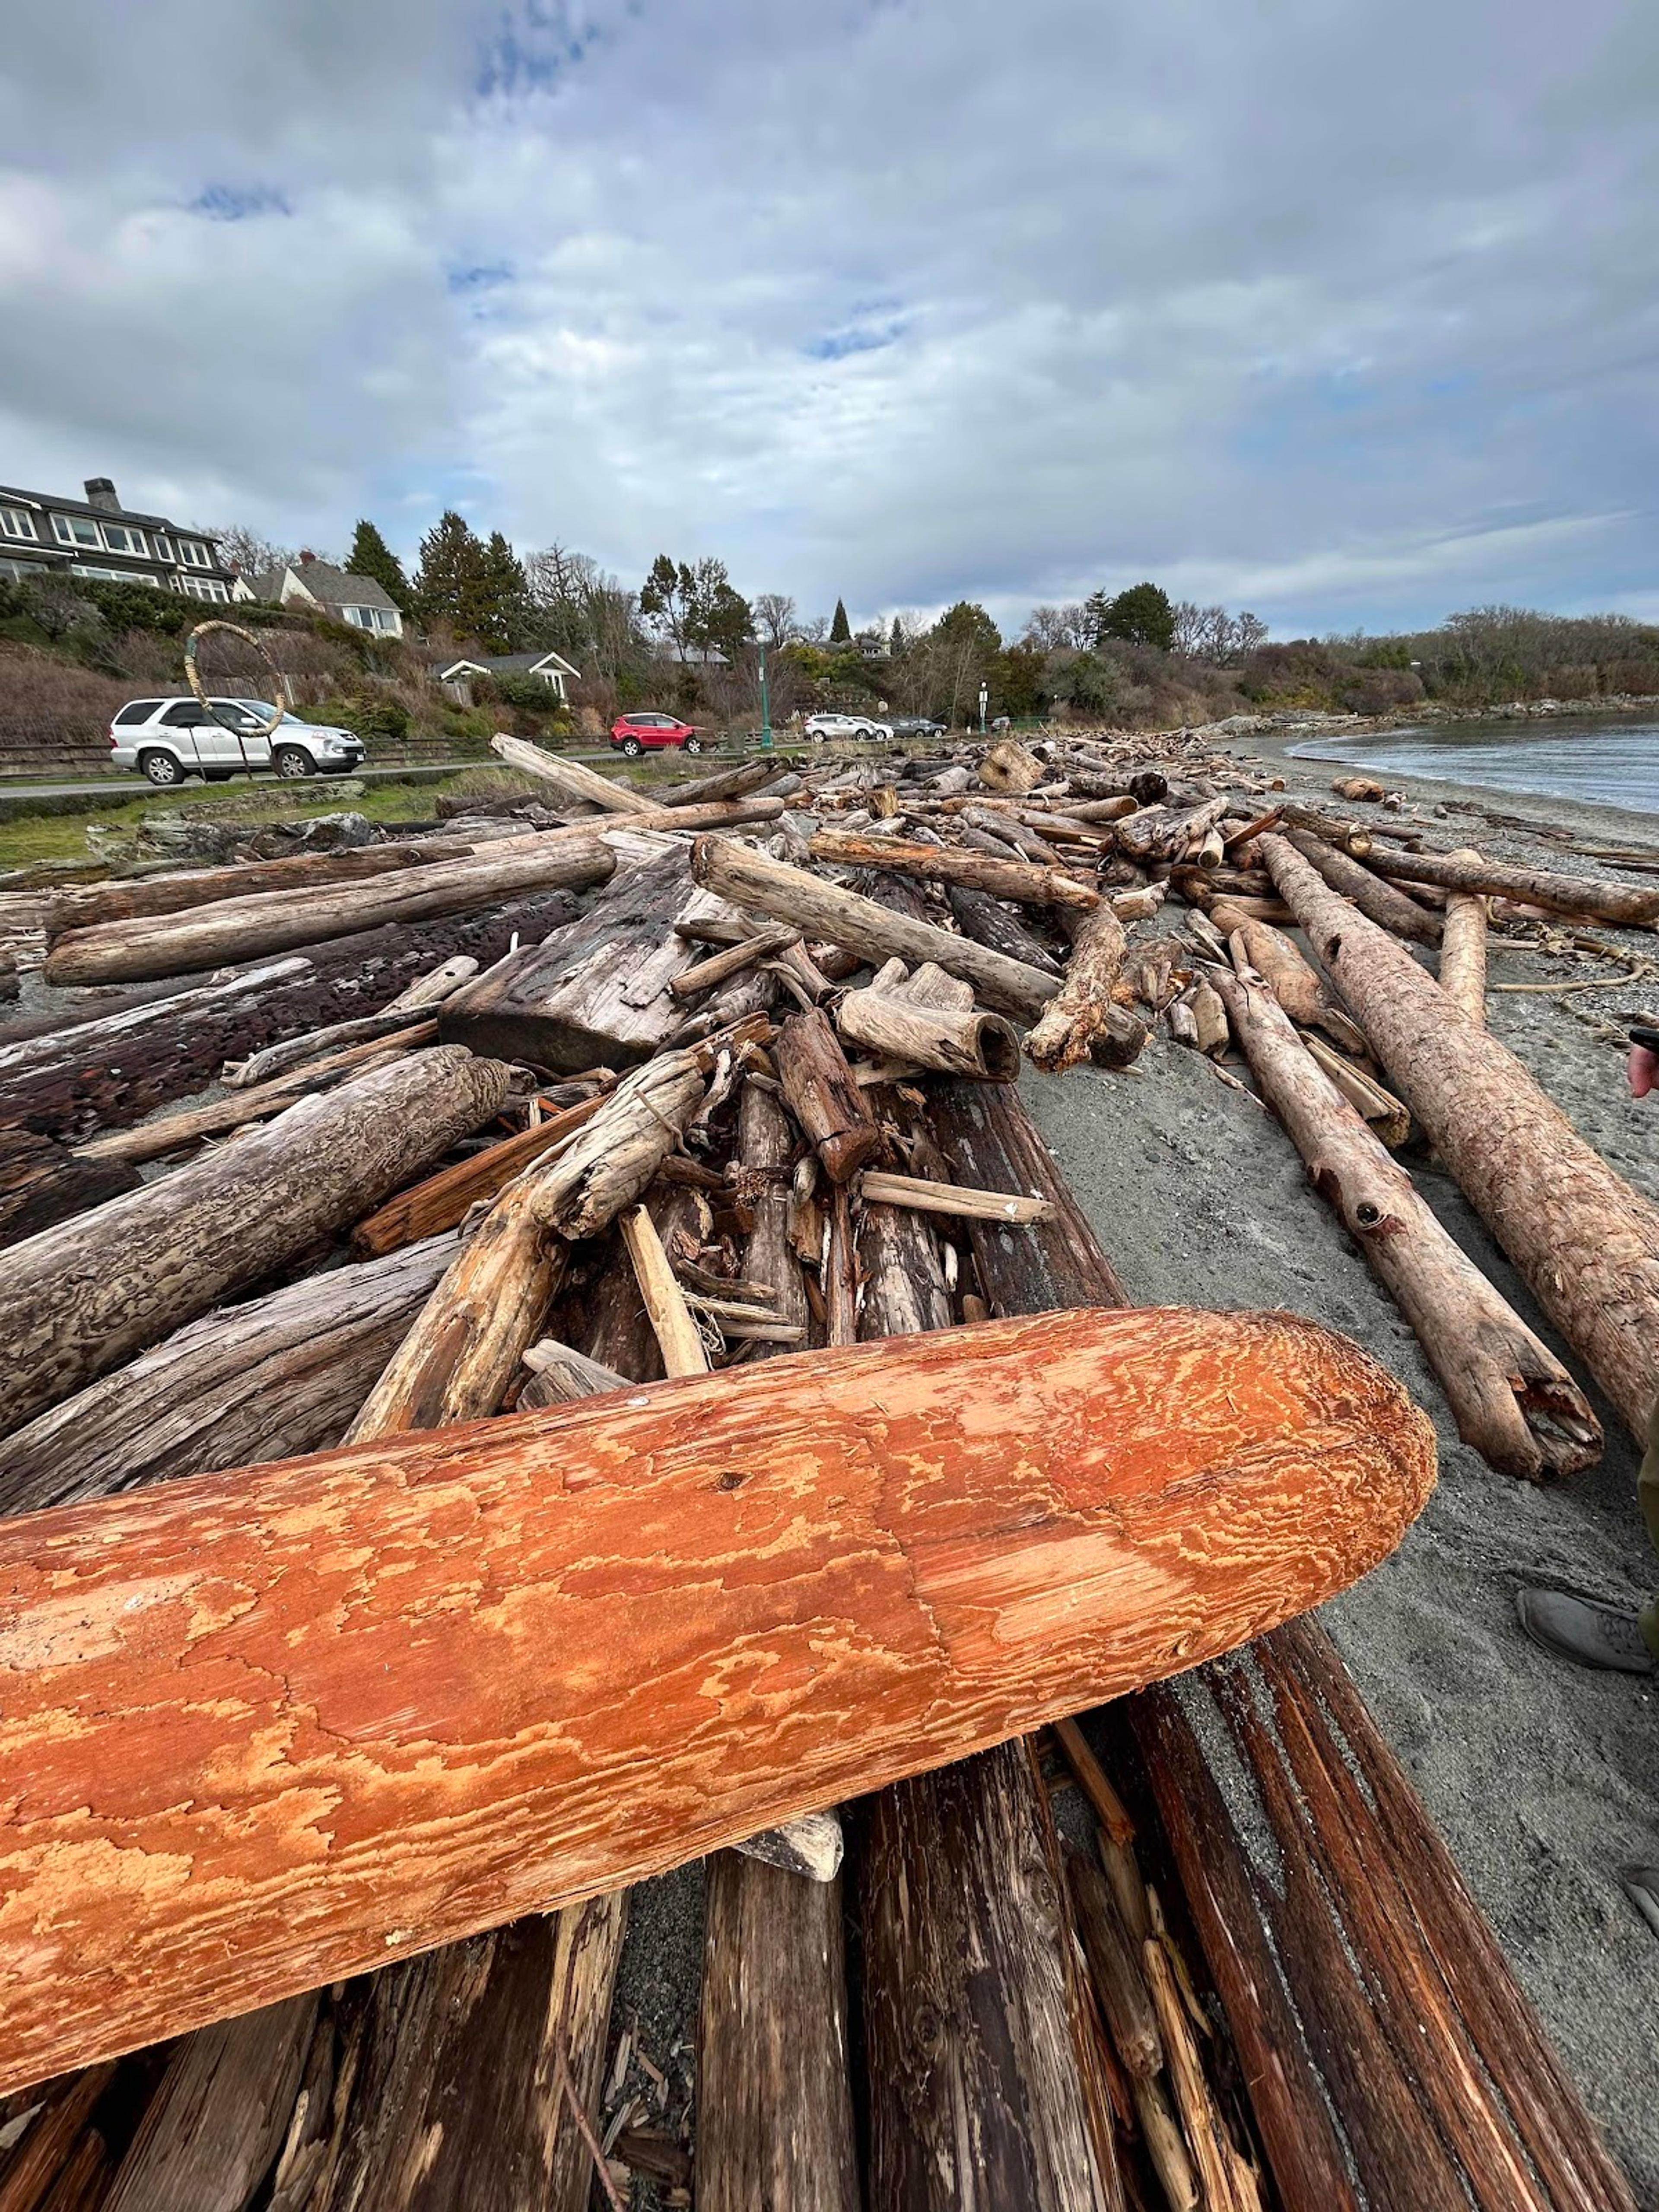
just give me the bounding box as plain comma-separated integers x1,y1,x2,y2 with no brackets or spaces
0,1234,460,1518
1211,959,1600,1482
809,827,1100,911
1280,826,1443,947
0,1046,510,1441
44,837,616,988
691,835,1060,1015
775,1008,888,1181
1439,879,1489,1028
1024,902,1138,1073
0,1304,1436,2088
351,1092,610,1257
1368,844,1659,931
0,896,579,1143
1262,829,1659,1441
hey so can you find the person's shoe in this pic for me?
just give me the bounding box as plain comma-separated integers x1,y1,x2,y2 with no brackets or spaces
1515,1588,1657,1675
1621,1866,1659,1941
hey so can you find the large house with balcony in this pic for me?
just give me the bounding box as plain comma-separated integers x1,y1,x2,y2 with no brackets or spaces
0,476,233,601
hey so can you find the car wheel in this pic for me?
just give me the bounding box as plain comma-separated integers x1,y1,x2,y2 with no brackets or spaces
273,746,314,780
139,750,183,787
683,734,706,755
620,736,644,758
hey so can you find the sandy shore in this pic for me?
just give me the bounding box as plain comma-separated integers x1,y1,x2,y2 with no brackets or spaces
1027,723,1659,2195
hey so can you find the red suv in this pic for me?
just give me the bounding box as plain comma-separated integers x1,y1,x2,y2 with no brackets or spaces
609,711,708,757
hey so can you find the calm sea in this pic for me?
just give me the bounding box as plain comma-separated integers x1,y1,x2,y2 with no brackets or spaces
1287,715,1659,820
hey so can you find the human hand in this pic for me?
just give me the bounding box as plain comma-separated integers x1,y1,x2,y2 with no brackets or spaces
1630,1044,1658,1100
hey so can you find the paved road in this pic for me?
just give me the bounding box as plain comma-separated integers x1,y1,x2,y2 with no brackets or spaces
0,762,488,801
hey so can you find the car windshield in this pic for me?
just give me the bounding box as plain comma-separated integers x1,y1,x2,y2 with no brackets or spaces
237,700,305,725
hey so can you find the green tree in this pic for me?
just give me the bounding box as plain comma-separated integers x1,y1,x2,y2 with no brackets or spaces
704,578,755,663
830,597,852,644
641,554,752,661
1090,582,1175,652
347,519,413,613
479,531,534,652
890,615,904,658
413,510,492,638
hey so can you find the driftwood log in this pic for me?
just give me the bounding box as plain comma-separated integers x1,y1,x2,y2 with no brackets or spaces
0,1234,460,1517
658,756,780,807
222,954,479,1085
836,972,1020,1081
1369,844,1659,931
1281,826,1443,947
1024,902,1135,1073
1263,830,1659,1441
351,1093,609,1257
945,883,1064,974
0,896,579,1142
0,1126,139,1251
809,827,1099,910
0,1047,510,1442
489,731,652,811
691,835,1059,1015
44,837,615,987
1224,916,1368,1054
775,1007,887,1181
1439,891,1489,1027
1211,960,1599,1482
0,1305,1435,2088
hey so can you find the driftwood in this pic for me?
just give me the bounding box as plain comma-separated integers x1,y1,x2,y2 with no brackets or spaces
775,1008,887,1181
836,974,1019,1080
946,884,1064,974
1439,892,1489,1027
810,827,1099,910
1211,960,1599,1482
658,756,779,807
0,1305,1435,2088
1223,918,1367,1055
1369,844,1659,930
75,1021,438,1167
1302,1030,1412,1148
1127,1622,1640,2212
1281,826,1442,947
0,897,579,1143
692,835,1059,1015
858,1170,1052,1223
351,1093,609,1256
45,840,495,941
0,1047,510,1442
517,1338,629,1408
438,846,705,1071
44,837,615,987
222,954,479,1085
490,731,653,812
1263,830,1659,1441
620,1202,710,1375
1025,903,1132,1073
979,739,1046,792
0,1127,139,1251
1116,795,1231,863
0,1234,460,1517
668,922,798,999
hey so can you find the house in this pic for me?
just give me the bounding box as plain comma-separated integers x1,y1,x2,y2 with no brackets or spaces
236,553,404,638
0,476,233,599
648,639,730,669
434,648,582,703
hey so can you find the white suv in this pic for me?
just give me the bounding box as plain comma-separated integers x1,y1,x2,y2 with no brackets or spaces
803,711,892,743
108,698,366,785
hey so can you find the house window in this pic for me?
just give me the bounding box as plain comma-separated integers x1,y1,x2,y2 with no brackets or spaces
178,540,213,569
0,506,36,542
72,563,159,586
175,573,229,602
99,523,148,557
341,605,373,629
373,607,400,633
151,534,174,563
52,514,104,549
0,557,48,582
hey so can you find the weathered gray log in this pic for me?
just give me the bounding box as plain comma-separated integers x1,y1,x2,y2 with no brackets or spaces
0,1235,459,1518
810,827,1099,910
836,974,1020,1080
1262,830,1659,1442
223,955,479,1084
439,847,708,1071
1369,844,1659,930
691,835,1061,1016
658,756,779,807
490,730,655,811
0,1126,140,1252
945,883,1064,974
0,1047,509,1441
0,896,579,1141
1211,959,1599,1483
100,1997,318,2212
45,837,615,987
1282,826,1442,947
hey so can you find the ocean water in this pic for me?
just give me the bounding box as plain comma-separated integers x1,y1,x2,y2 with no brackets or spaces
1287,715,1659,820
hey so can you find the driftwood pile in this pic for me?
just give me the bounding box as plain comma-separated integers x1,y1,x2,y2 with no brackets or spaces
0,724,1647,2210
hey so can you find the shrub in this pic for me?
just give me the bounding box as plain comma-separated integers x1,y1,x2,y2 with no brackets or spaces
316,692,411,744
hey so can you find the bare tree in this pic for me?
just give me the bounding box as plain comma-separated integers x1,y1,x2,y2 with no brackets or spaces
210,525,301,581
1021,603,1092,652
753,592,798,650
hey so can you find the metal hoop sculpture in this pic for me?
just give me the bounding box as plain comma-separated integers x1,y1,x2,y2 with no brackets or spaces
183,621,290,741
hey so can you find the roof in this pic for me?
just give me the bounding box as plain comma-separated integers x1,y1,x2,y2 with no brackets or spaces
0,483,219,538
282,562,399,614
436,649,581,679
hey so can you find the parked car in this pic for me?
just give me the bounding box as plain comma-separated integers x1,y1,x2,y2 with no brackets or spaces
887,716,944,737
608,711,708,757
108,697,365,786
803,711,893,743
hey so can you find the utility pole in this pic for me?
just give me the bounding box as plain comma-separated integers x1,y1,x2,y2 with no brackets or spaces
759,641,772,750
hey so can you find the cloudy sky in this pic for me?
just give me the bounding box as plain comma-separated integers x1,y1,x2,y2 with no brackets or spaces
0,0,1653,638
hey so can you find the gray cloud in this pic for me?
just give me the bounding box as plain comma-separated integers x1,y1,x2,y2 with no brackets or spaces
0,0,1652,633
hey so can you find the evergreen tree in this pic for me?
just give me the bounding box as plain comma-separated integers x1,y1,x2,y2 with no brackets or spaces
890,615,904,658
1090,581,1176,653
830,597,852,644
347,519,413,613
479,531,534,652
413,511,491,638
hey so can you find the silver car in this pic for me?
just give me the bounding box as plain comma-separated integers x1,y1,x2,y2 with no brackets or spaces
803,711,893,743
108,696,366,785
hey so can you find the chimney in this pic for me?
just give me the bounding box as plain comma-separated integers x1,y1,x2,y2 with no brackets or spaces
298,548,316,565
83,477,120,512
